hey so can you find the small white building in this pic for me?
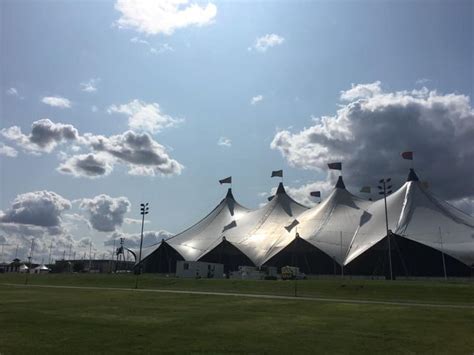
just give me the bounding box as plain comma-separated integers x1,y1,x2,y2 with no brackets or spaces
32,264,50,274
176,261,224,279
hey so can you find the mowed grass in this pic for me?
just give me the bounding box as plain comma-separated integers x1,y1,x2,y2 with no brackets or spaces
1,273,474,305
1,274,473,354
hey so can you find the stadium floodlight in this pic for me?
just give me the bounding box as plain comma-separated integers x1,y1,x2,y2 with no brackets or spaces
379,178,393,280
135,202,150,289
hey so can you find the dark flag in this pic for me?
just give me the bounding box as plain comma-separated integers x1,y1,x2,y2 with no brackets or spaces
219,176,232,184
401,151,413,160
222,220,237,233
271,170,283,178
267,195,274,202
285,219,299,232
327,162,342,170
360,186,371,193
310,191,321,197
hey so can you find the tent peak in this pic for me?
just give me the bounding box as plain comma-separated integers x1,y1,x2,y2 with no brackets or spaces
407,168,419,182
276,182,286,195
335,176,346,189
225,188,235,200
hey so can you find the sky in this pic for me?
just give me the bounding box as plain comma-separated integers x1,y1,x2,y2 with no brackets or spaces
1,0,473,263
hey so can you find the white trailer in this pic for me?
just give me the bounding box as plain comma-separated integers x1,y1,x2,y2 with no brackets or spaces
176,261,224,279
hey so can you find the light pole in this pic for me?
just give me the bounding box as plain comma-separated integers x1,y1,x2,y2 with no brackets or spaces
135,202,149,289
378,178,393,280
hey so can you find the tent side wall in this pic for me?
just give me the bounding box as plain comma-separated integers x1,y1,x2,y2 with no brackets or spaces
264,237,342,275
198,239,255,273
140,242,184,273
345,234,473,277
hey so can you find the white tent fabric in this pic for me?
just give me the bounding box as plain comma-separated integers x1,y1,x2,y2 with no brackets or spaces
295,176,372,265
345,169,474,267
223,183,308,266
155,189,252,262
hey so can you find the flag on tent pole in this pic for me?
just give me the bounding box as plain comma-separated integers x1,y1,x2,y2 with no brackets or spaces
285,219,299,232
401,151,414,160
328,162,342,170
360,186,371,193
271,170,283,178
219,176,232,184
267,195,274,201
310,191,321,197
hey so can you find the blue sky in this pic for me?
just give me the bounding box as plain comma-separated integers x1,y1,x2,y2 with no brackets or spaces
1,0,473,261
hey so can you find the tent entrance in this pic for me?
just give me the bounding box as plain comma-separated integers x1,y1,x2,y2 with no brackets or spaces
264,237,341,275
346,234,472,277
198,239,255,273
139,241,184,273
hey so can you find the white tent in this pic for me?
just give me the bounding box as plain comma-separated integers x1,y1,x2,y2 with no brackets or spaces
294,176,372,266
33,264,50,274
139,188,251,267
222,183,308,266
345,169,474,268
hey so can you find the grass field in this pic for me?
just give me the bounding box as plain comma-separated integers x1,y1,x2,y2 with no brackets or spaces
1,274,473,354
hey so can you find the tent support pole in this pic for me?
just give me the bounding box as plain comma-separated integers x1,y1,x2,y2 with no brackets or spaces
439,227,448,280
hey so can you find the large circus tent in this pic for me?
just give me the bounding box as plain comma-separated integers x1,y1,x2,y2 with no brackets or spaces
136,169,474,277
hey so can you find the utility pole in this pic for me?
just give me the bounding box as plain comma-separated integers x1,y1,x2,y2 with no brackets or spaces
439,227,448,280
378,178,393,280
25,238,34,285
89,240,93,272
135,202,149,289
340,231,344,278
48,240,53,265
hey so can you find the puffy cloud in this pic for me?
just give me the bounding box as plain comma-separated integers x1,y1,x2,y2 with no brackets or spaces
1,119,183,177
271,82,474,202
251,95,263,105
41,96,71,108
114,0,217,36
0,142,18,157
104,230,174,248
80,195,131,232
1,119,79,153
250,34,285,52
339,81,382,101
87,130,183,176
217,136,231,148
0,191,71,228
80,78,100,93
108,99,182,133
57,153,114,178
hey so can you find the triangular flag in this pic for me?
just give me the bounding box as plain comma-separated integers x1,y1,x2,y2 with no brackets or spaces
271,170,283,178
219,176,232,184
310,191,321,197
328,162,342,170
285,219,299,232
401,151,414,160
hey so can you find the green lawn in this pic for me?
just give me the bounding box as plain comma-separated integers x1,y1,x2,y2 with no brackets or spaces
1,274,473,354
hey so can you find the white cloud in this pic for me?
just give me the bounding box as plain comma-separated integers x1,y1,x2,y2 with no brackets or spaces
251,95,264,105
250,34,285,52
0,191,71,228
108,99,183,133
91,105,98,113
6,87,19,96
271,82,474,202
339,81,382,101
114,0,217,36
57,153,114,178
130,37,174,54
80,195,131,232
217,136,231,148
80,78,100,93
0,142,18,157
1,119,183,178
416,78,431,85
1,119,80,153
104,230,173,249
41,96,72,108
86,130,184,176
